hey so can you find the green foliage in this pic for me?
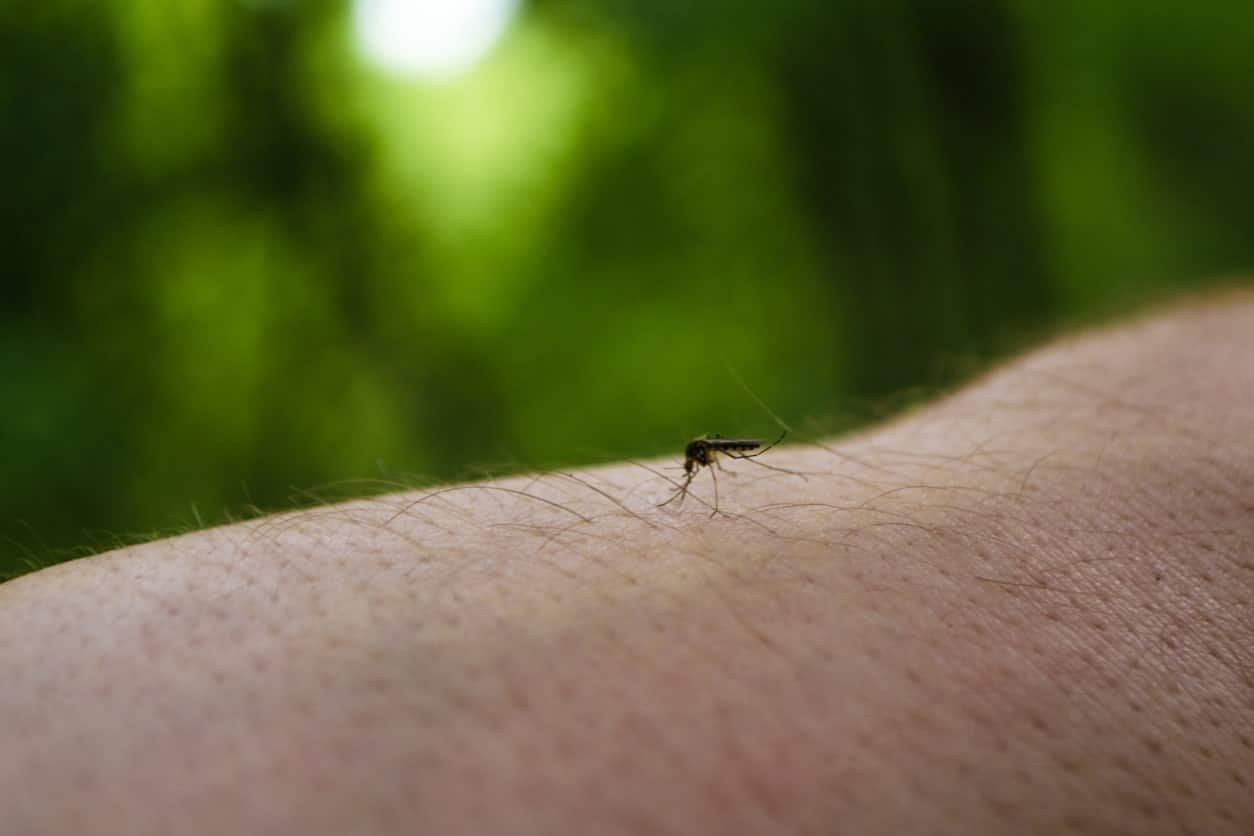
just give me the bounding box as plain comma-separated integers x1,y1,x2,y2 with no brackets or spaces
3,1,1252,577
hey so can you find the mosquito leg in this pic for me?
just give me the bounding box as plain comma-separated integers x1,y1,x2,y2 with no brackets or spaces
657,470,694,508
741,429,786,458
725,430,808,480
709,461,721,518
727,455,809,480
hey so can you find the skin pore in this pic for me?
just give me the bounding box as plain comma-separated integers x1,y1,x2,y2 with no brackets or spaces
2,294,1253,835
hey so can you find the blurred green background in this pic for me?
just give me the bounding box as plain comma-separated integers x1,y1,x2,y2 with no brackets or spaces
3,0,1252,578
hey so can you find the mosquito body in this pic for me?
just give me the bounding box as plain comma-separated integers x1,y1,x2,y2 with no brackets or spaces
658,431,786,515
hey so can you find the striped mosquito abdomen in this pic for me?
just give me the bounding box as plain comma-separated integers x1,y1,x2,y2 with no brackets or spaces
709,438,762,453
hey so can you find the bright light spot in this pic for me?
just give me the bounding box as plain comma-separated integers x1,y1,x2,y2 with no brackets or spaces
352,0,521,79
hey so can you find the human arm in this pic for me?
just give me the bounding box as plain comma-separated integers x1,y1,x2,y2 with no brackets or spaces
3,293,1253,834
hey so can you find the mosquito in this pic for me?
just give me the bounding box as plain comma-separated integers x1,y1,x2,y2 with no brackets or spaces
657,430,786,516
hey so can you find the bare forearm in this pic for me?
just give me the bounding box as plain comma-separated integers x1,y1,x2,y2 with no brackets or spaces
3,294,1253,834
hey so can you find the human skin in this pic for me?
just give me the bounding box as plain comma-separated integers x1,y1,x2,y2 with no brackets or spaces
2,295,1254,835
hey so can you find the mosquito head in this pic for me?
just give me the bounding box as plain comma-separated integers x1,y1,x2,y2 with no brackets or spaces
684,437,712,470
